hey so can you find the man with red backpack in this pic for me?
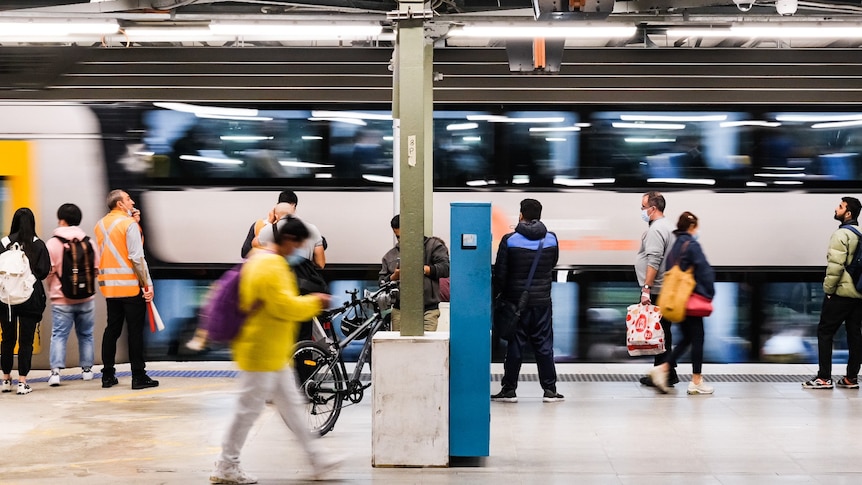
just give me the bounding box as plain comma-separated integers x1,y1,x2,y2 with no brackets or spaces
46,203,100,387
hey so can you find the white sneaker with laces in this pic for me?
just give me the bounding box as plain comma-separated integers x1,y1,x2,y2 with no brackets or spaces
1,379,11,393
17,383,32,395
81,368,94,381
311,454,345,480
209,461,258,484
687,380,715,395
49,370,61,387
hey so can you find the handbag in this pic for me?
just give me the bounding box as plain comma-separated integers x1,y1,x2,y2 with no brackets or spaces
493,239,544,340
626,303,665,356
656,241,695,323
686,292,714,318
291,258,328,295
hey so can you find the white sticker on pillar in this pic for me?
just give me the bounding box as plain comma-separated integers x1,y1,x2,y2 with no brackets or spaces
407,135,417,167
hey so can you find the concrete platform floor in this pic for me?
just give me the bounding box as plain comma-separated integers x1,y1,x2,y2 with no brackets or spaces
2,361,861,484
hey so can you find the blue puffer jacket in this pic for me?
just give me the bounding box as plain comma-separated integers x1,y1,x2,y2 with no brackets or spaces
666,232,715,300
493,220,559,307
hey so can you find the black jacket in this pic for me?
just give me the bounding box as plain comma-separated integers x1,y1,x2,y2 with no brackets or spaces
493,220,559,307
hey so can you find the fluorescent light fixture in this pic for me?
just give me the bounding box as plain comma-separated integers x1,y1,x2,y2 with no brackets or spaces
529,126,580,133
134,151,155,157
512,175,530,185
210,21,382,39
466,115,565,124
463,136,482,142
219,135,272,142
301,136,323,140
545,137,567,142
308,117,367,126
746,181,768,187
311,110,392,121
0,19,119,36
720,120,781,128
774,180,804,185
315,173,333,179
196,113,273,121
812,120,862,129
279,160,334,168
776,114,862,122
362,174,393,184
647,178,716,185
754,173,806,178
761,166,805,171
447,123,479,131
449,24,636,39
383,136,394,141
154,102,258,118
553,177,615,187
732,25,862,38
180,155,243,165
466,180,491,187
613,122,686,130
123,27,213,41
625,137,676,143
620,114,727,122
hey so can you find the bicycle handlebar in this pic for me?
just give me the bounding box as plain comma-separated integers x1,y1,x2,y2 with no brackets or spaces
319,281,399,322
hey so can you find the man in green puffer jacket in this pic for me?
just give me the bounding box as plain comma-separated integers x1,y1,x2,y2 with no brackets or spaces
803,196,862,390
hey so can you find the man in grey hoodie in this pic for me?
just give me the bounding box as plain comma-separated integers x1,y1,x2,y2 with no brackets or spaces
636,191,677,388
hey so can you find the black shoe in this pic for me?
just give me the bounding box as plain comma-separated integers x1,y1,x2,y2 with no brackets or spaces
101,376,118,388
491,388,517,403
639,376,655,387
668,372,680,386
131,375,159,390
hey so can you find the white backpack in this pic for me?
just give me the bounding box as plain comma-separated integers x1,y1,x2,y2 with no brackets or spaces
0,236,36,306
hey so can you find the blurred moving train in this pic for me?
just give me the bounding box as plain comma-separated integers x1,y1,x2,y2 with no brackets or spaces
3,101,861,366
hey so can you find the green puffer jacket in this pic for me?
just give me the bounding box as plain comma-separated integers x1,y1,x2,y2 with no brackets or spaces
824,226,862,299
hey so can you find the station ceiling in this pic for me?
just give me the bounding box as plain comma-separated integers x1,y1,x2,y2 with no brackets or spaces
1,0,861,49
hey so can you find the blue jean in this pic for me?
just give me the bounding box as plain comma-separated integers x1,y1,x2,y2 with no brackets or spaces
50,300,95,370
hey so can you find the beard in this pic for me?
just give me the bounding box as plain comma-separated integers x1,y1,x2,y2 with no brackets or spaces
835,212,845,222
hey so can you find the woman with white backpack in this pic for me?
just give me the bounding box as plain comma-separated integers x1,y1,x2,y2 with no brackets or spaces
0,208,50,395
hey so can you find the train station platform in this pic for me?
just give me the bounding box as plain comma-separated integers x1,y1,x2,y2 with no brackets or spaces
3,361,861,484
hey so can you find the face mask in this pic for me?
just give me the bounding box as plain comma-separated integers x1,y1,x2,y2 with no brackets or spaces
692,234,700,241
641,209,651,223
287,253,305,266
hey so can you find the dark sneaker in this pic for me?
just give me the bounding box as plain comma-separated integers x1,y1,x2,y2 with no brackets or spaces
491,388,517,403
101,376,119,388
836,376,859,389
132,375,160,390
542,389,564,402
668,372,680,386
802,377,833,389
639,376,656,387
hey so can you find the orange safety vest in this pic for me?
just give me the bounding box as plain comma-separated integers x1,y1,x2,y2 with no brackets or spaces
94,210,141,298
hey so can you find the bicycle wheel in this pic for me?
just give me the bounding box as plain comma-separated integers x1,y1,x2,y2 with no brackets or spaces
292,341,344,436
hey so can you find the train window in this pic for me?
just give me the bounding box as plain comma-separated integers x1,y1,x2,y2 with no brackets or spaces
760,282,823,364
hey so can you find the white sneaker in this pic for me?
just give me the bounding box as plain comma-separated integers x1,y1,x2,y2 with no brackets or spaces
1,379,11,393
311,454,345,480
49,370,61,387
687,380,715,395
209,461,258,484
81,368,94,381
648,366,669,394
17,383,32,395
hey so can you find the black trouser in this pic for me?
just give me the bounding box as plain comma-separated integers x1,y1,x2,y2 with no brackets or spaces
817,294,862,380
667,316,705,375
102,295,147,378
501,305,558,392
0,308,40,377
654,318,676,376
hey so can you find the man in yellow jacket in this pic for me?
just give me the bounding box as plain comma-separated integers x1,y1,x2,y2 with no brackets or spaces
94,189,158,390
211,216,342,484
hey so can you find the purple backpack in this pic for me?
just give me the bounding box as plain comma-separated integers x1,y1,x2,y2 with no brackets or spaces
199,264,252,343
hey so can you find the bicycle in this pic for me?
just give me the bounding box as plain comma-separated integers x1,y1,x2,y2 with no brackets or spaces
292,281,398,436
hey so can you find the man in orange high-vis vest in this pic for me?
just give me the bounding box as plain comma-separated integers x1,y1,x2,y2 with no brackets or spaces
94,189,159,390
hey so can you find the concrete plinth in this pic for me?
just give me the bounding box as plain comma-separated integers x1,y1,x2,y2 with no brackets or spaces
371,331,449,467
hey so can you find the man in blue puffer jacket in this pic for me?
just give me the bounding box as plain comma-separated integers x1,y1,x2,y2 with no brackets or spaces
491,199,563,403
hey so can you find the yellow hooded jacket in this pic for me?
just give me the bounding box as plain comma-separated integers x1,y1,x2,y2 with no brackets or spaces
232,248,323,372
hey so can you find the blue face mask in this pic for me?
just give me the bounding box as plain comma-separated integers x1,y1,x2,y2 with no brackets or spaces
641,209,651,223
286,253,305,266
692,234,700,241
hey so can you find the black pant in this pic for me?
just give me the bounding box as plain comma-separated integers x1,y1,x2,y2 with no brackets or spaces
667,316,705,374
501,305,558,392
102,295,147,378
0,307,40,377
654,318,676,376
817,294,862,380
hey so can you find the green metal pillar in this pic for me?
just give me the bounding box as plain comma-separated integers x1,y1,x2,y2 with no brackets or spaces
392,1,433,337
